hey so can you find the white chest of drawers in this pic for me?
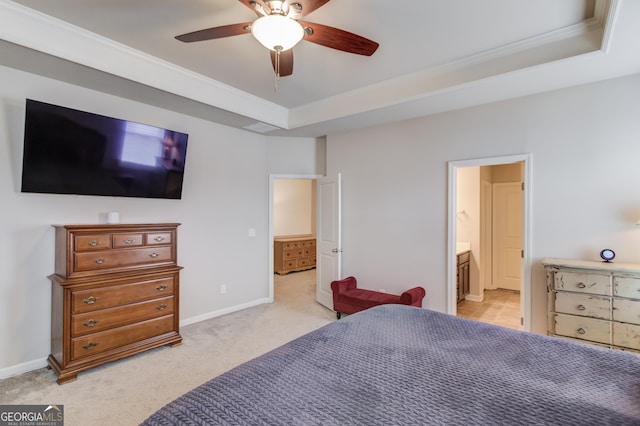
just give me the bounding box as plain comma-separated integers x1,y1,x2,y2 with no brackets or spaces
543,258,640,352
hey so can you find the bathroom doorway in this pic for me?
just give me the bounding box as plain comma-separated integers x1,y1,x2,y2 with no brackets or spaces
447,155,531,331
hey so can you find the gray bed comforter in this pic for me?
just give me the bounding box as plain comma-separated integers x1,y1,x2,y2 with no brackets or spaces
141,305,640,425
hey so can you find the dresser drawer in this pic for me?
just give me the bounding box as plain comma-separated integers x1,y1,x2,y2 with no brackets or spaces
72,296,175,336
613,322,640,350
283,249,303,260
554,313,610,344
113,233,143,248
72,277,175,314
300,240,316,249
75,235,112,252
281,241,299,250
614,276,640,299
554,292,610,320
554,271,610,295
145,232,172,246
282,259,298,270
74,246,174,273
71,315,175,360
612,298,640,325
298,258,313,268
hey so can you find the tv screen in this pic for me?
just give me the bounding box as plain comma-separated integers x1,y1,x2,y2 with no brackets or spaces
21,99,189,199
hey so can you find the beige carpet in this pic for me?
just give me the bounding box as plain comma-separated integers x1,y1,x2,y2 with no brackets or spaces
0,269,333,425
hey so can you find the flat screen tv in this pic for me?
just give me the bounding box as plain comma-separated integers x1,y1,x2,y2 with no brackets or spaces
21,99,189,199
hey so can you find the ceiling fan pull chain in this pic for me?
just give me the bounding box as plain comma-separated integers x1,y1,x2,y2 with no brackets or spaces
274,47,281,92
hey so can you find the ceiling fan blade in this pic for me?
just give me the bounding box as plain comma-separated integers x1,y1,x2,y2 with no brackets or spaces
302,22,379,56
270,49,294,77
285,0,330,18
175,22,252,43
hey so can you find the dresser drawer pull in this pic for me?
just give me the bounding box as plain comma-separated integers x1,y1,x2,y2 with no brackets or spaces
577,282,586,288
149,252,159,258
124,238,135,244
83,296,100,305
88,240,99,247
83,319,99,327
154,236,166,242
577,305,586,311
94,258,105,264
156,284,168,291
577,328,586,334
82,342,99,350
156,304,168,311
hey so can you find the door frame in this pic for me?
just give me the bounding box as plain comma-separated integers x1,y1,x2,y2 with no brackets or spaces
268,174,323,303
447,154,532,330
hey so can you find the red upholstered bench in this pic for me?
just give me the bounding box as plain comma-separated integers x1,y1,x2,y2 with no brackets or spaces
330,276,426,319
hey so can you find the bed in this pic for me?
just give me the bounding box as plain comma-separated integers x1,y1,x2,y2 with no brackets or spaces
141,305,640,425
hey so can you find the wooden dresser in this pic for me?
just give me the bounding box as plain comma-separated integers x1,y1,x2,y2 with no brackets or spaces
544,258,640,352
48,223,183,384
274,235,316,275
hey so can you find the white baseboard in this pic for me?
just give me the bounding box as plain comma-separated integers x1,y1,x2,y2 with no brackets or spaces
180,298,271,327
0,357,48,380
464,294,484,302
0,298,272,380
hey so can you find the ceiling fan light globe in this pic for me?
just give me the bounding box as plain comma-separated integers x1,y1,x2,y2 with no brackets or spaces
251,14,303,51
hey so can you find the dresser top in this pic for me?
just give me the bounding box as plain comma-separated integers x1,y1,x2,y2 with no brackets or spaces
54,223,181,230
274,235,315,242
542,257,640,273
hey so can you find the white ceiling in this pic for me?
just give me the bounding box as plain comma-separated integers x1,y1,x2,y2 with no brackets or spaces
2,0,640,137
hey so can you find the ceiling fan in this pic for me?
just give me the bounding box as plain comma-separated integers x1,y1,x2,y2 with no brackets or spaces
175,0,379,78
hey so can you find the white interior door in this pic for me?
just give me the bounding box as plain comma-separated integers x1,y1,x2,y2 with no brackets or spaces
316,173,342,309
492,182,523,291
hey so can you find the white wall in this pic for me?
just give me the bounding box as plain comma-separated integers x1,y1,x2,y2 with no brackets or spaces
0,65,323,377
273,179,314,236
327,73,640,334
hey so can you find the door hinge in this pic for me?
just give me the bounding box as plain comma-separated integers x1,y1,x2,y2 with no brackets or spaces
521,182,525,191
521,249,524,258
521,317,524,326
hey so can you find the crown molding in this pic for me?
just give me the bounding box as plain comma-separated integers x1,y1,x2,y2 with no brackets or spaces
288,0,617,130
0,0,289,129
0,0,623,134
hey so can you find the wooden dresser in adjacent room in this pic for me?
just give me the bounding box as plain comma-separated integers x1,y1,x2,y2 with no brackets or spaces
48,223,183,384
544,258,640,352
274,235,316,275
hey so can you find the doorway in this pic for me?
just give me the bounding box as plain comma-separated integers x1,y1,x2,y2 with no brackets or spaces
269,176,319,304
447,154,531,331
